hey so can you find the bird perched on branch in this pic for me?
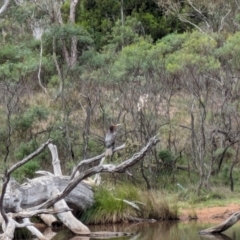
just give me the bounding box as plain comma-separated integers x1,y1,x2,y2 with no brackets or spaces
105,124,121,156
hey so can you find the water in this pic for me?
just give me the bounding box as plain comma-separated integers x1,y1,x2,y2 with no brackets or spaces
47,220,240,240
11,220,240,239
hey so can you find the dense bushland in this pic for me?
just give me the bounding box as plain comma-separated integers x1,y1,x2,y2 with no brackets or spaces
0,0,240,200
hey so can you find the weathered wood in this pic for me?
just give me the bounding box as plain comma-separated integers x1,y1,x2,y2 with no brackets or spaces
78,156,106,186
53,189,90,235
49,143,91,235
41,227,57,239
0,139,52,225
0,140,52,240
39,214,59,227
38,136,159,210
200,233,233,240
8,140,52,175
68,231,136,240
0,214,33,240
71,144,125,180
3,176,93,212
199,211,240,234
0,136,159,239
23,218,47,240
48,143,62,176
11,208,71,218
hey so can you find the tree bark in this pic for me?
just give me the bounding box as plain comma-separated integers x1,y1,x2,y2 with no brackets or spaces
199,211,240,234
49,143,91,234
3,175,93,213
0,136,159,239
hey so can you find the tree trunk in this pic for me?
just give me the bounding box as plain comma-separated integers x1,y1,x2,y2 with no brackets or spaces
3,176,93,213
199,211,240,234
0,136,159,239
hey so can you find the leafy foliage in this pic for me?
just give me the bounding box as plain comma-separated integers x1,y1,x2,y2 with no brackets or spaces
158,149,174,162
12,160,40,182
77,0,181,49
1,0,240,197
14,106,49,134
80,184,178,224
80,186,136,224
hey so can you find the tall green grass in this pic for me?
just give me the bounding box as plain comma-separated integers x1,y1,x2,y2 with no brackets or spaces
80,184,179,224
139,190,179,220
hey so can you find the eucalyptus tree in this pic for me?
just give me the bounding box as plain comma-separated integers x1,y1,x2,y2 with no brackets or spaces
0,1,73,172
157,0,240,34
18,0,96,163
160,30,240,193
77,0,186,50
0,0,56,175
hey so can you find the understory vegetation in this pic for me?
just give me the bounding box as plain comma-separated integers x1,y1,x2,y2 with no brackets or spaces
79,181,240,224
1,0,240,223
80,184,178,224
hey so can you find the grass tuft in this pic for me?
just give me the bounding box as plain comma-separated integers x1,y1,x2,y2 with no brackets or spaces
80,184,179,224
139,190,179,220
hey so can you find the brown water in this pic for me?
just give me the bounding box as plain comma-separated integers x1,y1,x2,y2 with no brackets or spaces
46,220,240,240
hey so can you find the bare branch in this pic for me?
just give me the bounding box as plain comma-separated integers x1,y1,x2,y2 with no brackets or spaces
70,143,126,180
32,136,159,210
218,9,231,33
8,139,52,175
234,0,240,9
178,15,214,40
0,139,52,225
186,0,210,28
22,218,47,240
38,39,48,94
12,208,71,219
52,38,63,99
0,0,11,15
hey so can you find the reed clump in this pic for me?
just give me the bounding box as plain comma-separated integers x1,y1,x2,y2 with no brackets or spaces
80,184,179,224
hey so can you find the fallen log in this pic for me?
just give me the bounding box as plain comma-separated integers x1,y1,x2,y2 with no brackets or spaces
23,218,47,240
39,214,59,227
199,211,240,235
3,176,94,212
36,136,159,210
53,188,91,235
200,233,233,240
0,214,33,240
48,143,91,235
0,136,159,239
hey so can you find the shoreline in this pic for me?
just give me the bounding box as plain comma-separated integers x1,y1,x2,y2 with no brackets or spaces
179,203,240,223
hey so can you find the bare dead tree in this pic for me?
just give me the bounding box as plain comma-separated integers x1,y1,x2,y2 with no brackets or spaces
0,135,159,239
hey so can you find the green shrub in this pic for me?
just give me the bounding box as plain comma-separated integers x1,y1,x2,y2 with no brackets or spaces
139,190,178,220
158,149,174,162
14,140,37,160
80,184,179,224
12,160,40,182
80,186,136,224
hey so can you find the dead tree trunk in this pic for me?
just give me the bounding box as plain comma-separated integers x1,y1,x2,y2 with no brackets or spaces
199,211,240,235
0,136,159,239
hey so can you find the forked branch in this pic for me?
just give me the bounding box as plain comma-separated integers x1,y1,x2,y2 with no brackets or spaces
32,136,159,210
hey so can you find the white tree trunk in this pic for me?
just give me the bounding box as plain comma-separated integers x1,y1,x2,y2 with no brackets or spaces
49,142,91,234
0,136,159,239
3,176,93,213
53,189,90,234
